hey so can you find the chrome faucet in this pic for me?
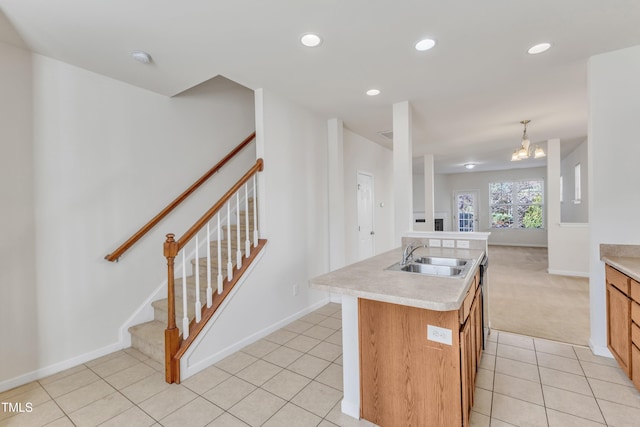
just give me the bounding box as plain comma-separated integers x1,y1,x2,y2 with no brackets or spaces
401,242,426,265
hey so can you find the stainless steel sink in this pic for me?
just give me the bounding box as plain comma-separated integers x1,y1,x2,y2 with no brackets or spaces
386,256,473,278
400,263,464,276
414,256,469,267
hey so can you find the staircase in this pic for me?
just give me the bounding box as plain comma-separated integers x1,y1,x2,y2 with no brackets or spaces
129,201,257,365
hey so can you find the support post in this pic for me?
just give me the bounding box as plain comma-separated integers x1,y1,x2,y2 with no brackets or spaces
164,234,181,383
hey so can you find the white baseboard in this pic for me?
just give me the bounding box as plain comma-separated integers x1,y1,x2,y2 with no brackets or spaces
589,338,613,358
488,243,548,248
547,269,589,278
0,341,122,393
181,296,331,380
341,398,360,419
330,293,342,303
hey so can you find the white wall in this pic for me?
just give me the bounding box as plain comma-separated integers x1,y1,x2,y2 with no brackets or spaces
560,140,589,223
431,167,548,247
185,88,331,370
0,41,37,384
1,52,256,388
343,129,394,265
588,44,640,355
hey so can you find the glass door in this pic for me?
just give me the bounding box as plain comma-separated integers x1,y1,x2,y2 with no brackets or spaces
455,191,478,232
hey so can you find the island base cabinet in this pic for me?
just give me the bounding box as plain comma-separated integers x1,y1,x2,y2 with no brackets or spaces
359,294,482,427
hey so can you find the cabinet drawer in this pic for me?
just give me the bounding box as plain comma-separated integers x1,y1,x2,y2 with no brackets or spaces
633,302,640,328
633,322,640,347
632,279,640,304
607,264,630,296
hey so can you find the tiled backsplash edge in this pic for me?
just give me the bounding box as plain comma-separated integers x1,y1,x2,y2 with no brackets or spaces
600,244,640,259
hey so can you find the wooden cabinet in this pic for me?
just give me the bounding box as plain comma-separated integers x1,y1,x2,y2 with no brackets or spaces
460,286,481,426
359,270,482,426
605,264,640,391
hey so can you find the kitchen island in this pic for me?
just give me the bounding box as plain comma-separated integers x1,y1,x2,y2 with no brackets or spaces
310,242,487,426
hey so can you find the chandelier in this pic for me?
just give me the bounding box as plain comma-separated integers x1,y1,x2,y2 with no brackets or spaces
511,120,546,161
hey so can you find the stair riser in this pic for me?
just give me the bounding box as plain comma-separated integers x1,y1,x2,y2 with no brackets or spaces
129,328,165,364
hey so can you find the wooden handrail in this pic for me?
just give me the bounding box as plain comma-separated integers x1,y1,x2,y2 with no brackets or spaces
175,158,264,251
105,131,256,262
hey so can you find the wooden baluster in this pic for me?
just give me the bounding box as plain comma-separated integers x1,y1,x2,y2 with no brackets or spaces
194,235,201,323
217,214,223,294
245,183,250,256
227,202,233,281
164,234,180,383
236,193,242,269
206,223,212,308
181,251,189,339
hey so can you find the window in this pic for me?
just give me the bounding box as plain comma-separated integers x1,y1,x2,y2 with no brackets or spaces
489,180,544,229
560,175,563,203
574,163,581,203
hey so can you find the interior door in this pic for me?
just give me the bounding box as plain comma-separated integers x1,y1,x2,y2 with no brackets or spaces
357,171,375,261
455,191,478,232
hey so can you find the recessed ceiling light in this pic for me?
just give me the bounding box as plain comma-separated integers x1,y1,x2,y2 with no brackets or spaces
464,163,476,170
300,33,323,47
415,38,436,51
366,89,380,96
131,50,152,64
528,43,551,55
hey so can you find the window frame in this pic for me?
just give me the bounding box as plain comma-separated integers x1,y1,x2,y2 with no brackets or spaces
489,179,545,230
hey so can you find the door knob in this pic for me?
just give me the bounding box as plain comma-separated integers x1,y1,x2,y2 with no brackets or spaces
370,231,375,235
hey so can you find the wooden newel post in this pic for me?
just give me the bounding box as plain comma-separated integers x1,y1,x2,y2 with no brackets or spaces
164,233,181,383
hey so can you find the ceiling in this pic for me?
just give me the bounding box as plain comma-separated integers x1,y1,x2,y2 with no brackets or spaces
2,0,640,173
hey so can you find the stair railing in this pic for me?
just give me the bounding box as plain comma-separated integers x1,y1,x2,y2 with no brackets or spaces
164,158,265,383
105,131,256,262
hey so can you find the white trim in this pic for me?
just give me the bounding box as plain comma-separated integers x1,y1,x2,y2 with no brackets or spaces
489,242,547,248
405,231,491,241
547,269,590,278
341,400,361,420
558,222,589,228
589,338,613,359
0,341,122,393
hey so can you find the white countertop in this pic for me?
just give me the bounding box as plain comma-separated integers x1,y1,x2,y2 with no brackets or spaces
309,247,485,311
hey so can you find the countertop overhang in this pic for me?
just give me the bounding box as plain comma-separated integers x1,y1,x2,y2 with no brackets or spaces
602,256,640,283
309,247,485,311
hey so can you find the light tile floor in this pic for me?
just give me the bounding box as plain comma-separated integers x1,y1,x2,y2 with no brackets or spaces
1,302,639,426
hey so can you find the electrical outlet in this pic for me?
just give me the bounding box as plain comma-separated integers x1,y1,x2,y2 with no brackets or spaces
293,283,299,296
427,325,452,345
457,240,470,249
442,239,455,248
428,239,441,247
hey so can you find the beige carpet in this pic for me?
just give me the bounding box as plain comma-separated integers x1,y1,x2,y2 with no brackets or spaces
487,245,590,346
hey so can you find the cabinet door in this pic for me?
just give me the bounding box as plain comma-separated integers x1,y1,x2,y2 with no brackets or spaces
632,345,640,391
474,287,483,369
607,282,631,375
460,319,472,427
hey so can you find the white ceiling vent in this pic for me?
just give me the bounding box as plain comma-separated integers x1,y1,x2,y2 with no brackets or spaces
378,130,393,140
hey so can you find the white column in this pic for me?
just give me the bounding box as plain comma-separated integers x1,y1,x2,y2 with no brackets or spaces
392,101,414,244
423,154,435,232
546,138,561,272
328,118,345,270
340,295,360,419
